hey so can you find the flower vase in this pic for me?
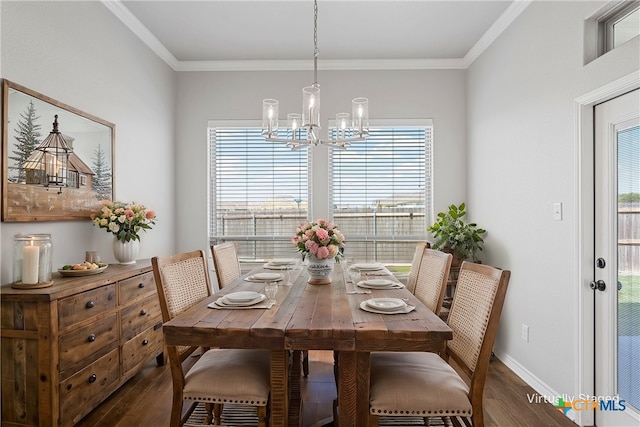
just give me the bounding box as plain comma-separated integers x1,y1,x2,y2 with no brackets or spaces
306,255,334,285
113,238,139,265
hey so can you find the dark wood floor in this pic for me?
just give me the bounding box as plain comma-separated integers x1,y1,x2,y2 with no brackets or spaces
76,350,577,427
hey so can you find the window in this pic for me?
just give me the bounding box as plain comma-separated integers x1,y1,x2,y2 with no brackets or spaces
330,123,433,264
208,125,309,260
604,1,639,51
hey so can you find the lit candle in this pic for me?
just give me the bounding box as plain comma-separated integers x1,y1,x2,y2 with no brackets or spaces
268,106,274,134
22,242,40,284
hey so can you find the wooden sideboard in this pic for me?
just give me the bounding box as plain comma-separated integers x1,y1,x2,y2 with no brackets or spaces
1,260,164,427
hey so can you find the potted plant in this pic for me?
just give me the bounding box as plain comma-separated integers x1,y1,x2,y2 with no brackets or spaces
427,203,486,264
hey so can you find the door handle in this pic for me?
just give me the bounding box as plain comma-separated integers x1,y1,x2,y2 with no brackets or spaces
590,280,606,291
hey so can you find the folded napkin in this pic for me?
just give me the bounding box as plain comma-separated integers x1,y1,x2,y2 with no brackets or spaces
359,270,392,277
208,298,275,310
345,280,371,294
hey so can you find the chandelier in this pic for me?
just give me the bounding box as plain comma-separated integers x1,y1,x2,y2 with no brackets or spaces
261,0,369,149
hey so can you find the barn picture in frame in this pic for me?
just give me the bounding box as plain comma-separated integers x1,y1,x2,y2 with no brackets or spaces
1,80,115,222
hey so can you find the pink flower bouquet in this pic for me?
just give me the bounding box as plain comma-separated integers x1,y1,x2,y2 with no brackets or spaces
292,219,345,262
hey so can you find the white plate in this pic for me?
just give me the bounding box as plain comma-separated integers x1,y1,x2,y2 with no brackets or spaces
269,258,295,265
359,300,414,315
251,272,282,281
351,263,384,271
224,291,263,303
264,263,294,270
365,298,406,312
363,279,395,287
216,294,266,307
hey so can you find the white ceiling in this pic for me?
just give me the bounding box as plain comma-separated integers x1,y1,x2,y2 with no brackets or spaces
104,0,531,71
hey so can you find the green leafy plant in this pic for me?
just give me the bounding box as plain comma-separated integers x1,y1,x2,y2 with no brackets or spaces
427,203,486,262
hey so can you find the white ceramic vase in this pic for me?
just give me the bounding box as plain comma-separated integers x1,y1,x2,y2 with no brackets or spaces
113,238,139,265
306,255,334,285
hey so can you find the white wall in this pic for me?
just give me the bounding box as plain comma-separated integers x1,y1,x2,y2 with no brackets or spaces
467,0,639,413
174,69,468,253
0,1,176,283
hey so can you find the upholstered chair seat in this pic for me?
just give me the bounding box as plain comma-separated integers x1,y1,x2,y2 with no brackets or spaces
370,352,471,418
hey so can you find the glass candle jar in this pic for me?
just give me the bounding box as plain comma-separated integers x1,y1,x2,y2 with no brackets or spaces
13,234,53,285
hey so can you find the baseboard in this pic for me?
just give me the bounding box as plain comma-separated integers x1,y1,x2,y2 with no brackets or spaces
493,350,578,425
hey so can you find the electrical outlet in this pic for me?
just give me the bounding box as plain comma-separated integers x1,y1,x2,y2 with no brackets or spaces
521,324,529,343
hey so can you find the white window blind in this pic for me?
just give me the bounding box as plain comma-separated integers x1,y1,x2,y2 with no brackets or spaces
330,125,432,263
208,127,309,260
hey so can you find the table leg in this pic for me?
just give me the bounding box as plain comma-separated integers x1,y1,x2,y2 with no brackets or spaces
289,350,303,427
271,350,289,427
337,351,357,427
355,352,370,427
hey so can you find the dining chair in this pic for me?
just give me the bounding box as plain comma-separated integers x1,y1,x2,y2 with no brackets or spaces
405,242,428,294
368,261,511,427
151,250,271,427
211,241,242,289
412,248,453,316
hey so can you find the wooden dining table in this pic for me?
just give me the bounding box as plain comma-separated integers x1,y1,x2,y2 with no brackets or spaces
162,261,453,427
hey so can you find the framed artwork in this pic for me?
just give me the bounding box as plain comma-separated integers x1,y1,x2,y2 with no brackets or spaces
1,79,115,221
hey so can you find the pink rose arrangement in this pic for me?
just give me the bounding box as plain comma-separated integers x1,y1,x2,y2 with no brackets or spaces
91,200,156,242
292,219,345,262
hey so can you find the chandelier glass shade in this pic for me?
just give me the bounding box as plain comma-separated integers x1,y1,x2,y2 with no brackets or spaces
261,0,369,149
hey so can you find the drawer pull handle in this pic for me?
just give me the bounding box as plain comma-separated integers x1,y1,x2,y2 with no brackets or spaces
142,339,149,346
88,374,97,383
140,309,147,316
138,282,145,288
86,301,95,309
88,334,97,342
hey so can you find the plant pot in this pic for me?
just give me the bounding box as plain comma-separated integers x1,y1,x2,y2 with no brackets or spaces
306,255,334,285
439,244,459,267
113,238,139,265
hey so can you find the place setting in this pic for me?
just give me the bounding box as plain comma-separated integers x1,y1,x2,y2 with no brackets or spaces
244,272,283,283
356,278,405,290
359,297,416,315
208,290,275,310
263,258,297,270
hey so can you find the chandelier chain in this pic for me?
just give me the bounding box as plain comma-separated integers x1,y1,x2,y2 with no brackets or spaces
313,0,318,85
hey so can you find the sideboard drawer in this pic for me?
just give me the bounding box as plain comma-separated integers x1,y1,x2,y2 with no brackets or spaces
120,294,162,341
59,313,118,375
58,284,116,329
118,272,155,303
121,322,164,377
59,348,119,427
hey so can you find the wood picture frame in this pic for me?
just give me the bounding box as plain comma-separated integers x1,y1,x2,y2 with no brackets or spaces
1,79,115,222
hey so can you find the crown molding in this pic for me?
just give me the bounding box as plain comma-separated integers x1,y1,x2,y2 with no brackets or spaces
101,0,180,70
174,58,467,72
463,0,533,68
103,0,531,72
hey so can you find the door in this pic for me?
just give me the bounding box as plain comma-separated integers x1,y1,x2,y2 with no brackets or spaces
594,89,639,426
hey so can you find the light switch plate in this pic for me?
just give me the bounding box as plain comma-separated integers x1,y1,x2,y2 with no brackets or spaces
553,202,563,221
